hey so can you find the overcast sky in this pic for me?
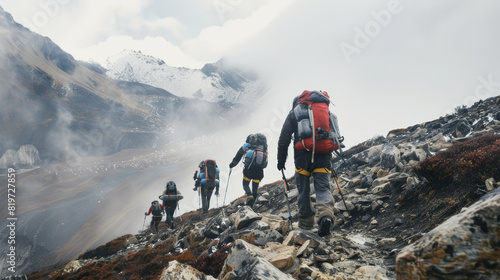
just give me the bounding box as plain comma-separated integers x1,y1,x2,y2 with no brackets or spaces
1,0,500,148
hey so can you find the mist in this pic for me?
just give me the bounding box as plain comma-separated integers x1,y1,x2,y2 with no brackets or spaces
225,1,500,152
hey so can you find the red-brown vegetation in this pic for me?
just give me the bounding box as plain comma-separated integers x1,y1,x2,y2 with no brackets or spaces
414,134,500,185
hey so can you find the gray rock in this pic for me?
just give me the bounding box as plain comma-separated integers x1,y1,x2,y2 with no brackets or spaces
380,143,401,169
455,120,471,137
396,188,500,279
247,220,271,231
351,144,384,166
402,148,427,163
485,178,496,191
160,260,215,280
335,200,355,211
253,229,284,247
220,240,295,279
283,230,321,248
230,206,262,230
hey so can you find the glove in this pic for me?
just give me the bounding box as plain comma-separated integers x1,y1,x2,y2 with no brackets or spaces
215,189,219,196
144,212,147,216
229,163,235,169
277,161,285,171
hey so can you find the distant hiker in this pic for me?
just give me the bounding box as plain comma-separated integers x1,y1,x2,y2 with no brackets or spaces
193,160,220,213
145,200,164,233
229,133,268,206
277,90,343,237
159,181,183,229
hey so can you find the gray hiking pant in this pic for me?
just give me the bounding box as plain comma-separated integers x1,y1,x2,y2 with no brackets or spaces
295,172,335,222
294,153,335,223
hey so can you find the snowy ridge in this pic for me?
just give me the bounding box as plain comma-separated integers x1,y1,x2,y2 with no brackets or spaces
105,50,265,103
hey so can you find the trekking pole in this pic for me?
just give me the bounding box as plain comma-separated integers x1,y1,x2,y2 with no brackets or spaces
198,187,201,210
281,169,293,230
142,214,147,231
177,204,182,221
332,168,351,218
223,168,232,206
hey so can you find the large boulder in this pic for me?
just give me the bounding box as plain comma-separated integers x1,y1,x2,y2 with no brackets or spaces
220,240,295,279
229,206,262,230
160,260,215,280
396,188,500,279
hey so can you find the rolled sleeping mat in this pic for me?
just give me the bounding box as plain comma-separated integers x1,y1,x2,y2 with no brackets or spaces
159,194,184,201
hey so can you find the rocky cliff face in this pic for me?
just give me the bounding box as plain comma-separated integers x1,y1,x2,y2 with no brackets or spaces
22,96,500,280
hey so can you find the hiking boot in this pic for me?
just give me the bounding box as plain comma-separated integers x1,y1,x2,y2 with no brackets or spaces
318,217,333,237
298,215,315,230
246,196,255,206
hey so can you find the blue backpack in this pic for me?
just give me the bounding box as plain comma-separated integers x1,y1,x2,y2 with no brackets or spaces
243,133,268,170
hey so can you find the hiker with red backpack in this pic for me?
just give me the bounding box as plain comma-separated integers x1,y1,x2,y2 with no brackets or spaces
277,90,343,237
145,200,164,233
229,133,268,206
193,160,220,213
159,181,183,229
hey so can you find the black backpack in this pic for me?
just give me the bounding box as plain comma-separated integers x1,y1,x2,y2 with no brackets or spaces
244,134,268,169
165,181,177,195
151,201,163,216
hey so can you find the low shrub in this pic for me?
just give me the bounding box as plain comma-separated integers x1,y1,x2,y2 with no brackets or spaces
414,134,500,185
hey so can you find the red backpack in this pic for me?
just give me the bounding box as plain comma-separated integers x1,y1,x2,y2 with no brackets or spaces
293,90,339,157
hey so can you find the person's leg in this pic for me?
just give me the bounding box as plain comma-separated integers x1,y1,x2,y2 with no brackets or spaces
313,168,335,237
165,208,173,228
206,187,213,210
152,217,161,233
201,187,208,213
295,168,315,229
251,180,260,199
242,176,252,196
155,219,160,233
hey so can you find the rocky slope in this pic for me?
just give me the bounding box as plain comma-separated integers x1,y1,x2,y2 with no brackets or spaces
19,96,500,280
105,50,266,104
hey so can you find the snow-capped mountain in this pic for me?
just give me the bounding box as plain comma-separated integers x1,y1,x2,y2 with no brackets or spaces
105,50,266,103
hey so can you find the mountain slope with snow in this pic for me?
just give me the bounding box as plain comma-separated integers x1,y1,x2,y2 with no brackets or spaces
105,50,266,103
